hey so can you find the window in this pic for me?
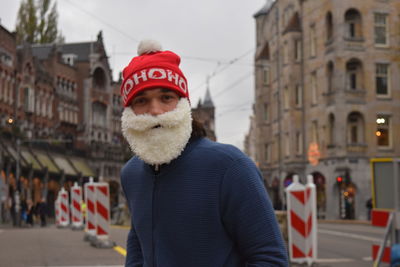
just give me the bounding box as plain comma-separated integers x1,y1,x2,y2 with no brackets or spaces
35,94,41,115
47,99,52,118
327,62,334,93
312,121,319,144
374,13,388,46
296,132,303,154
328,114,335,145
263,103,269,121
92,101,107,127
59,105,64,121
350,125,358,143
285,133,290,157
283,86,290,110
272,93,278,121
3,77,8,103
310,25,317,57
93,68,107,90
326,12,334,41
74,111,78,124
41,96,47,117
376,63,389,96
7,79,13,104
376,115,390,147
347,112,364,144
264,143,270,162
346,59,363,90
311,72,317,104
345,9,362,39
263,67,270,85
24,87,35,113
294,40,301,62
62,54,77,66
283,42,289,65
295,84,302,107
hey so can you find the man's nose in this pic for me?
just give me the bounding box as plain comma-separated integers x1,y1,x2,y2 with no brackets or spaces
148,99,164,116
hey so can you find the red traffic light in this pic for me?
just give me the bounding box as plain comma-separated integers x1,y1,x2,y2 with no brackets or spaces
336,176,343,183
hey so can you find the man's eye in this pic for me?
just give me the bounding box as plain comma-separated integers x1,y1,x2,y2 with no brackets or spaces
162,95,175,101
133,98,146,105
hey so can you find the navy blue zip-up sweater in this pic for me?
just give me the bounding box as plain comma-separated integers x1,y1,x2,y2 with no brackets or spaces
121,138,288,267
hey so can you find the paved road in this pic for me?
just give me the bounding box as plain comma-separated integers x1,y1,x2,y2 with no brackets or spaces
0,221,391,267
314,222,389,267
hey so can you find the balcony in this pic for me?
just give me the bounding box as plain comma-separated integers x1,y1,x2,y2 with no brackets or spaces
343,37,365,51
347,143,367,154
345,88,366,104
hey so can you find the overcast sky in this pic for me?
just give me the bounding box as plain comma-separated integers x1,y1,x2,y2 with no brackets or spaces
0,0,267,149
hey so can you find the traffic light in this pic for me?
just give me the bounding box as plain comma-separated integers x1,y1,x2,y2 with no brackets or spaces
344,171,351,185
336,176,343,185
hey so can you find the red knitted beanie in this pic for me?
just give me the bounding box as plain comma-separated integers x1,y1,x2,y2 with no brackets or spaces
121,40,189,107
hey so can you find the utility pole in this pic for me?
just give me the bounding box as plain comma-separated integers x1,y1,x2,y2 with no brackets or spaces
14,138,21,226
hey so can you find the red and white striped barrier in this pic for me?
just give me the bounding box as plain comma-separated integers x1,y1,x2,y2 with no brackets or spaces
59,188,70,227
371,209,392,264
91,182,114,248
286,174,317,265
306,174,318,262
55,193,60,226
70,182,84,230
84,178,96,241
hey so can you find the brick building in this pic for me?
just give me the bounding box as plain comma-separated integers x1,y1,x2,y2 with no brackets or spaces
249,0,400,219
0,25,126,221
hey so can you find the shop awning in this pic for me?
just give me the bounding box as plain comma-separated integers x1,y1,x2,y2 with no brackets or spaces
52,154,78,176
69,157,95,177
34,151,59,174
5,146,28,167
21,149,42,170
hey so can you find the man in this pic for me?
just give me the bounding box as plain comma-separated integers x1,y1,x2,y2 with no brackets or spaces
120,40,288,267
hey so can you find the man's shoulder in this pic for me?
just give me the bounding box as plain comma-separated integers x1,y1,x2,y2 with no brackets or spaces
121,156,143,177
192,138,248,162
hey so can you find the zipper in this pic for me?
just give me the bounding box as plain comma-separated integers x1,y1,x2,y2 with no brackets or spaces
152,164,160,267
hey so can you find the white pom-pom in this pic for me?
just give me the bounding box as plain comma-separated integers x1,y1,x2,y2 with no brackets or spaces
137,39,162,55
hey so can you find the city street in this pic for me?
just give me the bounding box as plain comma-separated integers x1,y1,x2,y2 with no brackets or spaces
0,221,389,267
315,221,387,267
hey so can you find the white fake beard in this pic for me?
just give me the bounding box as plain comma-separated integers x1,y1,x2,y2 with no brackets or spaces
121,98,192,165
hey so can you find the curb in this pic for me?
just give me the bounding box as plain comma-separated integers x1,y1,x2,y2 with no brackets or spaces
318,219,371,225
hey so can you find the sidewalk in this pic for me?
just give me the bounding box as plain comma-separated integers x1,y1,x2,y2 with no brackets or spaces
0,224,125,267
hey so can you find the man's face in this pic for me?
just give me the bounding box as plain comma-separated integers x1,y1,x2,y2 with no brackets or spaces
121,87,192,165
130,88,180,115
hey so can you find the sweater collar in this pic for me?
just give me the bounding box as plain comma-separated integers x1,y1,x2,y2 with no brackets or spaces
142,137,205,174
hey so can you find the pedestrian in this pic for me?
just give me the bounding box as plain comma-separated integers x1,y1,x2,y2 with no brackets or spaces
366,198,373,220
26,199,34,227
120,40,288,266
37,199,47,227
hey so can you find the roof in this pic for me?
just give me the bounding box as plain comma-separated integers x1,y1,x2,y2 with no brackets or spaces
202,87,214,108
254,0,275,18
30,41,96,62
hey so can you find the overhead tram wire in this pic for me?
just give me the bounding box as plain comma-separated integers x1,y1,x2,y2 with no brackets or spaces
64,0,139,43
212,71,254,99
191,48,255,94
63,0,258,97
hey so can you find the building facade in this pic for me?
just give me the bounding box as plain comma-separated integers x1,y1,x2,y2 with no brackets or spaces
251,0,400,219
0,24,127,223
